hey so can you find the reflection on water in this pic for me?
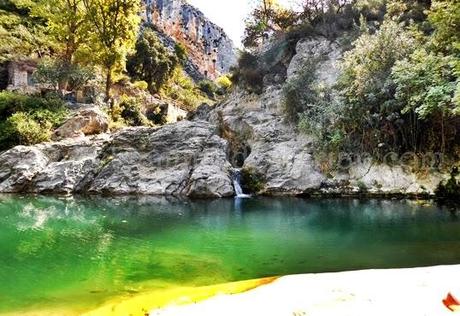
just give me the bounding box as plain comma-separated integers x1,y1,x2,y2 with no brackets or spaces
0,195,459,314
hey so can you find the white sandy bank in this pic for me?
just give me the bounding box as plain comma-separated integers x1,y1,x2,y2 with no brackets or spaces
151,265,460,316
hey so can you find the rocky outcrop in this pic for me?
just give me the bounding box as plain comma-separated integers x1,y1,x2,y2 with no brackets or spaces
54,107,109,140
142,0,237,80
0,121,234,197
210,87,326,195
0,34,452,198
204,35,449,197
209,85,447,197
287,37,342,86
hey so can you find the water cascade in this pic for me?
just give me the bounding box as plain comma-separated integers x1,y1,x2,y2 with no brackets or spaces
233,169,251,198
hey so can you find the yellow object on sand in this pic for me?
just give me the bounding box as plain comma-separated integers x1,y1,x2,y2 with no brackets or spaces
83,277,277,316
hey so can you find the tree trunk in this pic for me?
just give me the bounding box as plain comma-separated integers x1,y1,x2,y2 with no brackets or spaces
105,68,112,104
441,112,445,154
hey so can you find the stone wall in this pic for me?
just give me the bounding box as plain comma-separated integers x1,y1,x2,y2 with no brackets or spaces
8,63,30,87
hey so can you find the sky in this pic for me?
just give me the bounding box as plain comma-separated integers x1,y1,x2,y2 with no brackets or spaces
188,0,296,47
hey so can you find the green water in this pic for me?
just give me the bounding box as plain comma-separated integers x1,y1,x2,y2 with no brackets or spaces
1,196,460,314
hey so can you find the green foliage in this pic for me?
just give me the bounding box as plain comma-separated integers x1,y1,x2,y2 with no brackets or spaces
82,0,140,100
392,49,458,153
198,80,218,98
327,20,423,154
244,0,365,49
117,96,151,127
356,180,368,193
435,167,460,199
428,0,460,55
33,58,94,91
386,0,431,23
292,2,459,157
0,91,66,120
28,0,88,64
160,67,211,111
145,105,167,125
393,49,457,119
127,28,178,94
241,167,266,194
0,0,53,62
243,0,298,48
132,80,148,91
231,51,265,94
0,92,68,149
283,59,319,122
216,75,232,91
340,20,417,109
174,42,187,64
4,112,51,145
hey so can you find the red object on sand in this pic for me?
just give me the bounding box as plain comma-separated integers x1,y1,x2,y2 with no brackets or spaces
443,292,460,311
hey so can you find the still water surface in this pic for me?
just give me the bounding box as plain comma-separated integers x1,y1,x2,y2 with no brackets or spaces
0,196,459,314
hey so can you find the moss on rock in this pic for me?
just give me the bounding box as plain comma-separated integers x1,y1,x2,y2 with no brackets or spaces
241,167,266,194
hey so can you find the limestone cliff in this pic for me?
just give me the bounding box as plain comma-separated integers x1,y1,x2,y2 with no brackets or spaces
142,0,237,80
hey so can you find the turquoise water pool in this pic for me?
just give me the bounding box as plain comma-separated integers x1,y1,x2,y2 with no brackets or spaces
0,196,459,314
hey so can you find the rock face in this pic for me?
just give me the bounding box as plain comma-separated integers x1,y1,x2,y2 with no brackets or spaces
211,87,326,195
287,37,342,86
0,121,234,197
0,35,451,198
205,35,448,197
142,0,237,80
54,107,109,140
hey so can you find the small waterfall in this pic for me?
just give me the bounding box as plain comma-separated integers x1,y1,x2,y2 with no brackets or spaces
233,169,251,199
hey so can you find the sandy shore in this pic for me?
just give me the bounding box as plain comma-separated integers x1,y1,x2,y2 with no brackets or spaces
150,265,460,316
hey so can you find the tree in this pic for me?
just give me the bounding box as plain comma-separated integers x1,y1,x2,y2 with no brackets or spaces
392,49,458,153
29,0,88,65
243,0,297,48
340,20,417,109
127,28,178,94
0,0,53,62
82,0,140,101
33,58,94,91
428,0,460,55
299,0,353,22
335,20,419,153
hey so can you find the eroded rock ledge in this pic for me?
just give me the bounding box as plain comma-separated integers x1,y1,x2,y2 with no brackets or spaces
0,120,234,198
0,109,447,198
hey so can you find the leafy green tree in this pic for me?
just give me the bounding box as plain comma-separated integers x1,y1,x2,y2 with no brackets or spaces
340,20,417,109
0,92,68,150
28,0,88,64
244,0,297,48
33,58,94,91
230,51,266,94
392,49,458,152
198,80,218,98
82,0,140,101
174,42,188,65
334,20,418,153
0,0,52,62
127,29,178,94
428,0,460,55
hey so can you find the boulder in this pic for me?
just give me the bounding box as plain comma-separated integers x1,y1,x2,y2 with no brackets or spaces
0,146,49,192
54,107,109,140
88,121,234,197
0,120,234,197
